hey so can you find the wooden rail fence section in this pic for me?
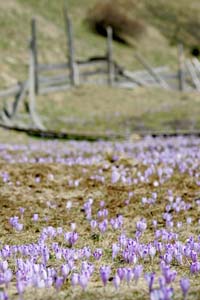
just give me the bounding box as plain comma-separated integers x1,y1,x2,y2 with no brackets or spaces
0,9,200,130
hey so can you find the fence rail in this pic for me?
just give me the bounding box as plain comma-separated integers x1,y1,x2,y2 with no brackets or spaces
0,84,22,98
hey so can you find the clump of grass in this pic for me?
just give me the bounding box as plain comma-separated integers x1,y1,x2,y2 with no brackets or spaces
86,1,146,44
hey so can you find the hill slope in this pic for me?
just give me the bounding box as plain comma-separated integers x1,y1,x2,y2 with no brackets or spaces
0,0,199,136
1,0,199,87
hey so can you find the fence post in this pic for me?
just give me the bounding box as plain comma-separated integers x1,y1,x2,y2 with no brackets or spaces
10,81,29,119
31,18,39,94
64,7,79,86
177,44,185,91
106,27,115,86
28,18,45,130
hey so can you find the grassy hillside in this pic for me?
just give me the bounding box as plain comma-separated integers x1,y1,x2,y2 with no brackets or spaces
1,0,199,87
35,87,200,134
0,0,199,136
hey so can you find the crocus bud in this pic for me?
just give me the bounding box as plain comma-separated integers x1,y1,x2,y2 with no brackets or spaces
78,274,88,290
113,275,120,290
33,214,38,222
99,265,111,286
180,278,190,299
71,273,79,287
111,170,121,184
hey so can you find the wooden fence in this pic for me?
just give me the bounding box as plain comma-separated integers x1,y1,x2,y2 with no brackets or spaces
0,8,200,130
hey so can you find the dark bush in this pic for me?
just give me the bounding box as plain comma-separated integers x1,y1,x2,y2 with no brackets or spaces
191,47,200,57
86,1,145,44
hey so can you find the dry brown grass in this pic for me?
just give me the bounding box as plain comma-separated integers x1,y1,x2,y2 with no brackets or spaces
0,150,200,299
86,1,146,44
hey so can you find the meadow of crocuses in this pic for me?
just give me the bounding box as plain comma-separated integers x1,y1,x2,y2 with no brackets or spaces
0,136,200,300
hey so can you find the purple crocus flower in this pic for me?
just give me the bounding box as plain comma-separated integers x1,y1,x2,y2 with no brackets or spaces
152,220,157,228
19,207,25,215
16,280,25,298
100,201,105,207
70,223,76,231
111,170,121,184
15,223,23,231
67,232,79,246
71,273,79,287
61,264,70,278
150,286,174,300
150,289,162,300
1,261,8,272
190,262,200,274
97,210,103,218
112,243,120,260
57,227,63,235
148,244,156,259
81,262,94,276
78,273,88,290
98,220,108,234
125,268,133,285
180,278,190,299
190,251,197,262
113,275,120,290
0,291,8,300
116,267,126,281
186,217,192,225
35,175,40,183
145,272,155,293
99,265,111,286
4,269,12,287
9,216,18,226
93,248,103,260
33,214,39,222
90,220,97,229
55,276,63,291
161,265,177,284
133,265,143,283
9,216,23,231
163,253,173,265
136,218,147,232
102,209,108,218
66,201,72,210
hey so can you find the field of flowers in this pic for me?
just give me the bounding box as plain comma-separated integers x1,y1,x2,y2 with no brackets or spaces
0,136,200,300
